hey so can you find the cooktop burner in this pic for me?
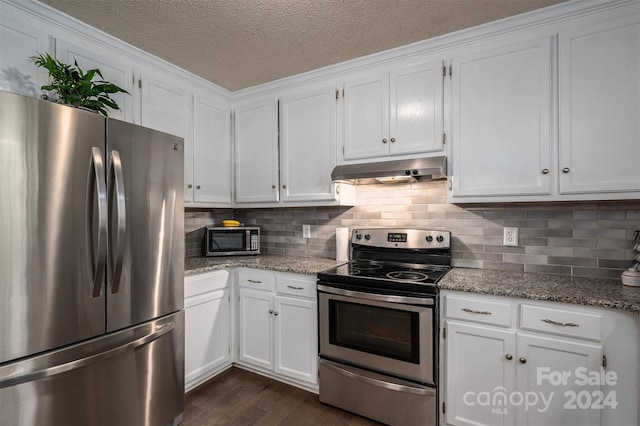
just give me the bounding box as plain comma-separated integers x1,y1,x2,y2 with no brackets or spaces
386,271,429,282
319,260,449,285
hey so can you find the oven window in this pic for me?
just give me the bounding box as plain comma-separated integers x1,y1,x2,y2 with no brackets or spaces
328,300,419,363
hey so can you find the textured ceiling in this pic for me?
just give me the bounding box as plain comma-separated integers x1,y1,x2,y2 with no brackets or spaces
40,0,567,91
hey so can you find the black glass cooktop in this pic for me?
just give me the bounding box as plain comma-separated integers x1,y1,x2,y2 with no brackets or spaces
318,260,450,295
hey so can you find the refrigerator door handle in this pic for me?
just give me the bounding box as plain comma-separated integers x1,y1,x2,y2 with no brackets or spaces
87,147,108,298
109,150,127,294
0,323,173,389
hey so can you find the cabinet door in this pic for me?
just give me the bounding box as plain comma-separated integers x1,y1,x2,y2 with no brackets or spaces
516,333,602,426
234,99,279,203
451,37,552,198
193,96,231,205
389,61,444,156
238,289,274,370
0,11,49,98
274,296,317,384
56,39,135,123
280,85,337,202
185,288,230,391
559,16,640,195
343,72,389,160
139,72,193,201
445,321,516,426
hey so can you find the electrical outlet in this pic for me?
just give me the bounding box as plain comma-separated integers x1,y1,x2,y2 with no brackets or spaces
302,224,311,239
503,227,518,246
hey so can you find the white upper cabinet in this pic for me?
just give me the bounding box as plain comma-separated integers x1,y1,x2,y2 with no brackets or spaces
280,85,338,202
0,11,50,98
342,60,444,162
450,36,553,200
56,39,135,123
234,98,280,204
192,95,231,205
139,72,194,200
558,15,640,196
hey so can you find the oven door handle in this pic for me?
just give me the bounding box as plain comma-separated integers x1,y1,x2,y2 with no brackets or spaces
317,284,434,306
320,359,435,396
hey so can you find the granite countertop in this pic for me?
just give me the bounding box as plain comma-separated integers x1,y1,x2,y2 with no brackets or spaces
185,255,640,315
438,268,640,315
185,255,344,276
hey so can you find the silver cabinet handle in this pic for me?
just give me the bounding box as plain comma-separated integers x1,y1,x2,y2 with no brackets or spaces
462,308,492,315
272,184,276,189
287,285,304,290
282,184,287,189
519,357,527,364
109,150,126,294
390,137,396,143
87,147,108,298
187,184,192,189
269,309,273,314
274,311,278,316
382,138,388,144
196,185,201,189
0,323,173,388
542,168,549,174
247,279,262,283
542,318,579,327
505,354,513,360
562,167,570,173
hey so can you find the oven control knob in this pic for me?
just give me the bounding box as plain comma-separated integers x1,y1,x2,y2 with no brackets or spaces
426,236,433,242
364,234,371,240
436,235,444,243
356,233,362,240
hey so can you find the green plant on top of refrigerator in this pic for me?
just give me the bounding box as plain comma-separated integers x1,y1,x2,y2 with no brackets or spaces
30,52,129,117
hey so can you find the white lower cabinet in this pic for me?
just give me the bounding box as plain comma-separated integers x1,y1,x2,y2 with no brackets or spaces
237,269,318,389
184,270,231,392
442,292,626,426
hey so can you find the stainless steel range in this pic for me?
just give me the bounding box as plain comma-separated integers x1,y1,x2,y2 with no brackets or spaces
317,228,451,426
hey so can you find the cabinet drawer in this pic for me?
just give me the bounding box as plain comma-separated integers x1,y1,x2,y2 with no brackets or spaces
445,295,511,327
277,275,316,299
185,270,229,299
238,269,275,291
520,304,601,341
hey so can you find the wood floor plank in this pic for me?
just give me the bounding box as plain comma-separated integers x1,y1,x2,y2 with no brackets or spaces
183,367,381,426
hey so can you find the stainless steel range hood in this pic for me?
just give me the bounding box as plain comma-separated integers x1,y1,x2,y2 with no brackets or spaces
331,156,447,184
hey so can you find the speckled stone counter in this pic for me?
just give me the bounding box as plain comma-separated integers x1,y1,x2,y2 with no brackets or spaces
438,268,640,315
185,255,344,277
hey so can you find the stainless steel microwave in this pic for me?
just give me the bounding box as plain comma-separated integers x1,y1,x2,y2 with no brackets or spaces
205,226,260,256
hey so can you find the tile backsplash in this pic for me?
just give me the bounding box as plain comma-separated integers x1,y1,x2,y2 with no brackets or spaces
187,181,640,279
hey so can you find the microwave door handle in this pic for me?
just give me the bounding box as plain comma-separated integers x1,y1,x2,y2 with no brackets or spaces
109,150,126,294
87,147,108,298
246,229,251,250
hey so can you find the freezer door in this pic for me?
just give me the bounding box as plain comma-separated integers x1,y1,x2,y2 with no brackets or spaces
0,91,107,364
106,119,184,332
0,311,185,426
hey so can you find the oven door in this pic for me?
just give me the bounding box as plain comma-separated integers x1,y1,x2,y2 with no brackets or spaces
318,284,435,385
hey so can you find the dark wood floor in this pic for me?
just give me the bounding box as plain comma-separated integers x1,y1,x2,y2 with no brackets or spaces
183,367,381,425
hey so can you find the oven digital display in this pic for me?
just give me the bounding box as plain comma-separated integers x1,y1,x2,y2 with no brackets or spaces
387,233,407,243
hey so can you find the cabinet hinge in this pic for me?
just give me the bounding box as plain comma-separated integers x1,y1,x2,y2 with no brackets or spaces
138,78,142,89
442,327,446,339
336,89,339,100
448,65,452,77
442,64,446,77
442,401,446,414
342,88,345,98
602,355,607,369
442,133,447,145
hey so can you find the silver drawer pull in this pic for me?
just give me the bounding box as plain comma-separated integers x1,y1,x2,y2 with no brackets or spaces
247,279,262,284
542,318,579,327
287,285,304,290
462,308,492,315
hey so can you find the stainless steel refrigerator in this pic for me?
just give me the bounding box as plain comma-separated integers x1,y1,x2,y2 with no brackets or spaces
0,90,185,426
